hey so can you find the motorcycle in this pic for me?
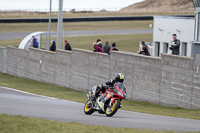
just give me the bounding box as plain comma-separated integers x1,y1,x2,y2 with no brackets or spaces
84,84,126,117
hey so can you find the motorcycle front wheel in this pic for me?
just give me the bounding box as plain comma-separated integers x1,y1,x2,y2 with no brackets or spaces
84,100,94,115
105,99,120,117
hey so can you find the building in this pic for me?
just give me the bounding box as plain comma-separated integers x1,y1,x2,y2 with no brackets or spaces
153,16,194,57
153,0,200,57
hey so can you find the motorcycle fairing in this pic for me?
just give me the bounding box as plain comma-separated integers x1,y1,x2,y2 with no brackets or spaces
105,91,114,100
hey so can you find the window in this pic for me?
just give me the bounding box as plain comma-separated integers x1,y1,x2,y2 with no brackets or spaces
181,42,187,56
163,43,169,53
155,42,160,56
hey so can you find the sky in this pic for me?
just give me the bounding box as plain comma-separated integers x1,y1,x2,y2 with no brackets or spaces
0,0,144,11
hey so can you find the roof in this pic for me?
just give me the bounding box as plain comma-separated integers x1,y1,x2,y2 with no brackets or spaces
154,15,195,20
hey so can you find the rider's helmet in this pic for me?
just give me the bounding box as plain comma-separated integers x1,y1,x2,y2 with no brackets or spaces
115,73,124,82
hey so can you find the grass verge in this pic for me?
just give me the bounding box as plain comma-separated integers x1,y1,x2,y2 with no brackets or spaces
1,114,197,133
0,73,200,120
0,21,152,33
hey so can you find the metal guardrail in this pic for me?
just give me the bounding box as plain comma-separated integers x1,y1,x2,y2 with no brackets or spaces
0,15,194,23
0,16,153,23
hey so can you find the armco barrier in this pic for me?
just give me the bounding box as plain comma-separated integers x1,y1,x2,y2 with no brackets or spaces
2,46,200,109
0,16,153,23
0,15,194,23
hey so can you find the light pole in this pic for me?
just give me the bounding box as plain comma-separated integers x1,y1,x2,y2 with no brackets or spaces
57,0,63,49
48,0,52,50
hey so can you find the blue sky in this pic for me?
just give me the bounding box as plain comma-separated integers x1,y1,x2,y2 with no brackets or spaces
0,0,144,11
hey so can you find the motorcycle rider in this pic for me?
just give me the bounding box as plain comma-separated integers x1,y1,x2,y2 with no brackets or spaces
91,73,127,109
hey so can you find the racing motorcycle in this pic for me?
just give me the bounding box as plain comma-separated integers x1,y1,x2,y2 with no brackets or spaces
84,84,126,117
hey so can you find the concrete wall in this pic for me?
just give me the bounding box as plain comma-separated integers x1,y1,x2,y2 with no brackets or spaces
0,46,5,73
2,46,200,109
160,54,194,108
110,51,162,103
192,54,200,109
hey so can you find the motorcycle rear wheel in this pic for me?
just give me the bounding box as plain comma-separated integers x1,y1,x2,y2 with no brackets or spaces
105,99,120,117
84,100,94,115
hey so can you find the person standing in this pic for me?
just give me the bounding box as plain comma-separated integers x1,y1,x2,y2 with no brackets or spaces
103,41,110,55
50,40,56,51
110,43,118,52
32,36,39,48
169,34,180,55
138,41,150,56
64,40,72,51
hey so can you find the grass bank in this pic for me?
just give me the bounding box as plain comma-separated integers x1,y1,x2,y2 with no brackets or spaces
0,11,194,19
0,73,200,120
1,114,197,133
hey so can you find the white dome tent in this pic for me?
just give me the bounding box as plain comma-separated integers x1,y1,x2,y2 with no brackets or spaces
18,32,48,50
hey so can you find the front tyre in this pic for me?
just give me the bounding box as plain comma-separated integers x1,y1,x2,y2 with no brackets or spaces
84,100,94,115
106,99,120,117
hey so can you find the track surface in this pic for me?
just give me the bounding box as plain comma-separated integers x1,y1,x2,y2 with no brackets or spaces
0,86,200,132
0,29,153,40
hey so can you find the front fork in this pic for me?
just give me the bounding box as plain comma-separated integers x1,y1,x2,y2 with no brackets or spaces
109,97,121,108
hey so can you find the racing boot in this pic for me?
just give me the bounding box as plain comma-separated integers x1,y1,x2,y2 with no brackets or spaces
94,85,101,98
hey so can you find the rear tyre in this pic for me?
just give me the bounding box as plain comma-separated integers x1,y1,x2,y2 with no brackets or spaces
84,100,94,115
105,99,120,117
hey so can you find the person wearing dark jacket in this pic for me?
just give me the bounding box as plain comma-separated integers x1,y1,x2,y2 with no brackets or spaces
169,34,180,55
50,40,56,51
103,41,110,55
110,43,118,52
138,41,150,56
32,36,39,48
64,40,72,51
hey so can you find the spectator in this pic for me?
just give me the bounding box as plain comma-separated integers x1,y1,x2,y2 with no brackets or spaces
32,36,39,48
93,42,104,53
96,39,102,48
138,41,150,56
103,41,111,55
169,34,180,55
64,40,72,51
50,40,56,51
110,43,118,52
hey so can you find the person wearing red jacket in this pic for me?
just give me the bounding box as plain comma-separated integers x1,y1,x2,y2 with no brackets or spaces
93,42,104,53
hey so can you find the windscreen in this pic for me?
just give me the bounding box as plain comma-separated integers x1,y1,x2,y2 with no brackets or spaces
115,82,126,92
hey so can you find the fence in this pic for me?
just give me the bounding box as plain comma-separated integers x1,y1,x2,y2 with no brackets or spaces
0,6,195,16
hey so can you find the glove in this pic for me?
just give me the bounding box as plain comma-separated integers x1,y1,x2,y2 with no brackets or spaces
97,85,102,90
110,86,115,90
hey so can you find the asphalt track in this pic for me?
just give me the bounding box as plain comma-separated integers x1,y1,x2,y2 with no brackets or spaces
0,29,153,40
0,87,200,132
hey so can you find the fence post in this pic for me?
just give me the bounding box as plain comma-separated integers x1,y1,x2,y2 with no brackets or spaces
3,49,7,73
